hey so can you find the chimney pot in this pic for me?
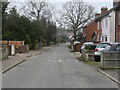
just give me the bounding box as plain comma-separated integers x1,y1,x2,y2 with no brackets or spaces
101,7,108,14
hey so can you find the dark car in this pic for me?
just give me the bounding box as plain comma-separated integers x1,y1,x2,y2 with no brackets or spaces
104,43,120,51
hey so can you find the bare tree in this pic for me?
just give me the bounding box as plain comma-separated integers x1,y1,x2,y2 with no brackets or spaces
28,0,46,20
21,0,53,21
59,1,95,40
42,3,53,21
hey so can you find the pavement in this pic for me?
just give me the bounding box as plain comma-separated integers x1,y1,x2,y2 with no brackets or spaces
101,70,120,83
75,50,120,85
2,43,119,88
1,46,50,73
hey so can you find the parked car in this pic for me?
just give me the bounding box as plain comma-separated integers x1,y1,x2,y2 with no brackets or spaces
94,42,113,62
104,43,120,51
80,42,94,53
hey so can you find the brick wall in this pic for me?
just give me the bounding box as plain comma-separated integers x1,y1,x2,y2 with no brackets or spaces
83,21,102,42
115,11,120,42
83,21,97,42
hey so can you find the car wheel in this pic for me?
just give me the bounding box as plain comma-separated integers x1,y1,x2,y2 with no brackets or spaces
80,49,81,53
94,56,101,62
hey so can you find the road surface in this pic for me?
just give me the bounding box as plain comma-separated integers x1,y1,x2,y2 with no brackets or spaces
2,43,119,88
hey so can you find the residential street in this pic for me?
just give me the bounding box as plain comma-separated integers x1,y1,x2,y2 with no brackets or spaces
2,43,118,88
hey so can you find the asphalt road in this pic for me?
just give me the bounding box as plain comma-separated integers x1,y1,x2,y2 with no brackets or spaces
2,43,119,88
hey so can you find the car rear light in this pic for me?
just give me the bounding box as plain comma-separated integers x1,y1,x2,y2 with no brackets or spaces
95,48,98,51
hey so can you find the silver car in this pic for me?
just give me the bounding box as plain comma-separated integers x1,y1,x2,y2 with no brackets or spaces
94,42,113,62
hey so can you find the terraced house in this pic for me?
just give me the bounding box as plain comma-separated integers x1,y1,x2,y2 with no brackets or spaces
83,13,102,43
83,1,120,43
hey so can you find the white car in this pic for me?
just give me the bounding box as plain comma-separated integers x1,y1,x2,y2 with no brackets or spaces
80,42,94,53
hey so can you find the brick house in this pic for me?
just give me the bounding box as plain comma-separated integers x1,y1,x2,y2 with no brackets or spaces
83,7,109,43
114,2,120,42
83,4,120,43
83,19,102,42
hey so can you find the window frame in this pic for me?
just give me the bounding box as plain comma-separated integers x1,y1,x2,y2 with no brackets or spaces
118,33,120,42
105,36,107,42
99,36,101,42
105,19,108,28
97,21,101,30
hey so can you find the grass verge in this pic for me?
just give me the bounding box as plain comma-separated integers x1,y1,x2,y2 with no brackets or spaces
78,55,102,66
100,67,120,70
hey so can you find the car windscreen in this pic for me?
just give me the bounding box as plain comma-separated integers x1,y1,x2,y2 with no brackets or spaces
109,44,120,51
84,44,96,50
116,45,120,51
96,44,108,48
103,45,111,51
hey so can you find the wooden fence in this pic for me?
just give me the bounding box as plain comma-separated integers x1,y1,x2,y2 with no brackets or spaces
0,41,24,48
101,51,120,68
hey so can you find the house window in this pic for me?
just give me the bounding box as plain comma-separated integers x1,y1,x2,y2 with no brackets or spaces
99,36,101,42
119,12,120,25
97,35,99,41
105,19,108,28
97,35,101,42
102,20,104,28
97,22,100,30
102,36,104,42
118,33,120,42
105,36,107,42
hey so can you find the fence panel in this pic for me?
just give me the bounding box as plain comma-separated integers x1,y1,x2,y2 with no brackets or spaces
101,51,120,68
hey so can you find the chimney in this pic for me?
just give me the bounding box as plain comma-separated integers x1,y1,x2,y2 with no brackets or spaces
101,7,108,14
95,13,101,17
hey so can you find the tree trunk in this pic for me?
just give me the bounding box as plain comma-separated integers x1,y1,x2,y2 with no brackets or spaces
74,29,77,41
37,10,40,20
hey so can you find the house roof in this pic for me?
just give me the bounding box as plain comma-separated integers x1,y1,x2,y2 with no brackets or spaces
95,2,120,21
84,2,120,28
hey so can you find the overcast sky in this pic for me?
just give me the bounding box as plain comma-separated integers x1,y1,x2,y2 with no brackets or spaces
9,0,113,13
8,0,114,27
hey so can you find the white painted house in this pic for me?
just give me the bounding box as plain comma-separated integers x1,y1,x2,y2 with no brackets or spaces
101,10,115,42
